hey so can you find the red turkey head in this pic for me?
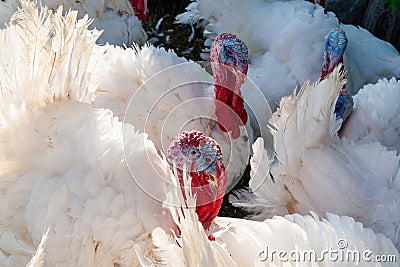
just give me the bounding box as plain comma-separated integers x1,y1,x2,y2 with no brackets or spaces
167,131,228,230
211,33,249,139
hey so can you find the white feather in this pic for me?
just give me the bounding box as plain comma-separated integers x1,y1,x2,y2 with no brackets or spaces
341,24,400,94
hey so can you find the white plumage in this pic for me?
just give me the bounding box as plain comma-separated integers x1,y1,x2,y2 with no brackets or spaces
341,24,400,94
340,77,400,154
0,2,174,265
90,39,272,191
1,1,399,266
0,0,147,46
0,228,49,267
136,161,400,266
238,67,400,250
177,0,400,109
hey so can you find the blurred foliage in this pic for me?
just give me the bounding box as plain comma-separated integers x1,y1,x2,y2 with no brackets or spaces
385,0,400,13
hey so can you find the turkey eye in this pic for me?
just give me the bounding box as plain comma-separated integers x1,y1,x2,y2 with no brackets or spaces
226,48,234,57
189,149,200,157
205,157,212,164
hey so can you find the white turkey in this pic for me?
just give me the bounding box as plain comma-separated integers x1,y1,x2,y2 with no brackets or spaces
0,2,173,265
319,29,400,155
317,30,400,155
91,31,273,191
0,0,147,46
177,0,400,109
135,153,400,266
232,66,400,250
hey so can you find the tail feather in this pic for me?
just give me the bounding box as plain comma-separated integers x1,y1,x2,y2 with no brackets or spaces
270,66,345,169
228,67,347,220
0,0,101,118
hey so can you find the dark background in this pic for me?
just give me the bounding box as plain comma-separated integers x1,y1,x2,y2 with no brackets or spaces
144,0,400,61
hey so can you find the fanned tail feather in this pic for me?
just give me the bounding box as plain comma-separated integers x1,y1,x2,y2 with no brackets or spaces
270,66,345,169
0,0,101,120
